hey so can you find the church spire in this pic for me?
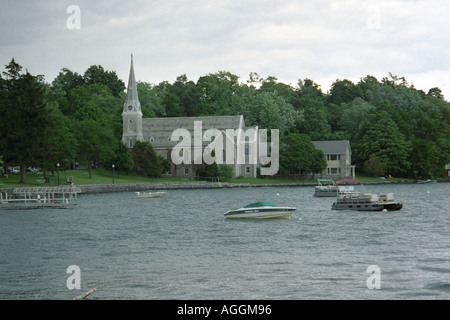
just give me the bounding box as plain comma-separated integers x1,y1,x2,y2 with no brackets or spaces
123,53,141,114
122,54,143,148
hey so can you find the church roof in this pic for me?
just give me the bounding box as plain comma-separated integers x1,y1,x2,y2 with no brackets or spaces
142,115,246,148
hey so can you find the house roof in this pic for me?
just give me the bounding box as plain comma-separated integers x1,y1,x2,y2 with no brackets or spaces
312,140,351,155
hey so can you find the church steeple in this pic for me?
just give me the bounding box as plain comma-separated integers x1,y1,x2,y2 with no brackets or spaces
123,53,142,114
122,54,143,148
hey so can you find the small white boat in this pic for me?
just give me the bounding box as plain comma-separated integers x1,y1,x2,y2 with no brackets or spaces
417,179,437,184
313,179,354,197
331,179,402,211
224,201,296,219
134,191,166,198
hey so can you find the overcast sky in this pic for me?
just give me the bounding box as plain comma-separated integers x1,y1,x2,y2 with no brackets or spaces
1,0,449,99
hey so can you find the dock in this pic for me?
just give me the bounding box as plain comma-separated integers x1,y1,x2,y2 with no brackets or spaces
0,185,81,209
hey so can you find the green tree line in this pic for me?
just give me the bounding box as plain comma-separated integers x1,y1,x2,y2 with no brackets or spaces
1,58,449,183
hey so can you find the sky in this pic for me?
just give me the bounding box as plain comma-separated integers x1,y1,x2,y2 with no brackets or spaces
1,0,450,99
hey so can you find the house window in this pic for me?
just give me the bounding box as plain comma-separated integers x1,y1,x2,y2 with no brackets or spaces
184,168,189,175
129,139,133,148
329,154,340,161
246,166,250,174
183,149,190,163
330,168,339,174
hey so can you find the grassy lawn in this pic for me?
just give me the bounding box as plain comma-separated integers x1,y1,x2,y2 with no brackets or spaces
0,168,195,188
0,168,420,189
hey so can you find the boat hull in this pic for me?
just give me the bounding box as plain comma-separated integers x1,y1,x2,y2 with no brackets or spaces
224,207,296,219
135,191,166,198
332,201,403,211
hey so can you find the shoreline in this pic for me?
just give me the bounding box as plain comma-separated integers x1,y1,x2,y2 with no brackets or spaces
1,179,442,195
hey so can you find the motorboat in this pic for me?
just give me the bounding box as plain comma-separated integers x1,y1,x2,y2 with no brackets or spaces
313,179,354,197
224,201,296,219
331,179,402,211
417,179,437,184
134,191,166,198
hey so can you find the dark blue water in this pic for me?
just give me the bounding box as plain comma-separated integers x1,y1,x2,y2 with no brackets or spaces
1,183,449,300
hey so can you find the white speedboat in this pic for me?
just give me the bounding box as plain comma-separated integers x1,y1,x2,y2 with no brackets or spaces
224,201,296,219
134,191,166,198
331,179,402,211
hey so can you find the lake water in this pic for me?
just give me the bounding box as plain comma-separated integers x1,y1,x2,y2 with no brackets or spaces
0,183,449,300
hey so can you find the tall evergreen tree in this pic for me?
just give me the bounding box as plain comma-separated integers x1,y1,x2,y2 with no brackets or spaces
0,59,53,183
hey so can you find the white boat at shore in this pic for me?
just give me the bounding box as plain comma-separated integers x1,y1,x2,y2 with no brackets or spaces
134,191,166,198
417,179,437,184
224,201,296,219
331,179,403,211
313,179,354,197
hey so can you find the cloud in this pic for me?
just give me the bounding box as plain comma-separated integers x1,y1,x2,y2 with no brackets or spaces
1,0,449,98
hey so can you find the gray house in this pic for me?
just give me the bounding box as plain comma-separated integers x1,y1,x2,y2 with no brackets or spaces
122,55,258,179
312,140,356,179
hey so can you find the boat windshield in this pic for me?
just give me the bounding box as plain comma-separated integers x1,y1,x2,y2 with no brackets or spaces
243,201,277,208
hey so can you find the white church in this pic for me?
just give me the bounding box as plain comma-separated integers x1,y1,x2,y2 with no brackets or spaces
121,56,261,179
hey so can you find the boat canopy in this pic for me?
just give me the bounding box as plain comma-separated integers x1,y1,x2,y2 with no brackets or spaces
243,201,277,208
335,179,361,185
13,186,81,194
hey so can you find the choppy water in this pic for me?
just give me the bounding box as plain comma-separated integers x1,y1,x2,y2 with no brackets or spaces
0,183,449,300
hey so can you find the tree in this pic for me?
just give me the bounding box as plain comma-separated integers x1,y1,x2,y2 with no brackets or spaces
259,76,299,106
353,110,411,176
136,81,162,117
83,65,125,97
172,74,199,117
195,71,240,116
75,118,117,179
130,141,170,177
427,87,444,100
328,78,362,105
217,164,233,181
295,97,331,140
0,59,53,183
38,106,78,175
363,156,385,177
101,140,134,177
295,79,331,140
280,133,326,176
0,155,4,176
51,68,84,95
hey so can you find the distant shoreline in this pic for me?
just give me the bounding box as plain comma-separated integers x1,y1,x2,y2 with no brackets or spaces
3,179,446,195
